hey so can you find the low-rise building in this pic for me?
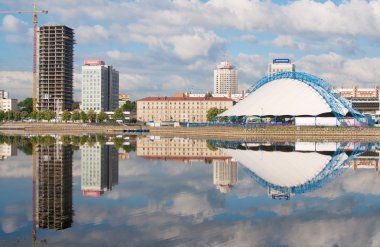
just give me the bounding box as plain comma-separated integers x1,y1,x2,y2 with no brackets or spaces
0,90,18,112
137,96,233,123
268,58,295,75
334,86,380,114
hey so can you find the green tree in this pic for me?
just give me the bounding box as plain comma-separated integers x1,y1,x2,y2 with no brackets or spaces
97,111,108,123
122,101,136,112
21,111,28,121
112,137,124,150
112,108,124,122
12,111,21,121
61,110,71,122
37,111,45,121
97,135,107,145
44,110,55,122
18,98,33,113
30,111,37,120
71,111,80,122
87,109,96,123
80,111,88,122
0,111,5,122
72,102,80,110
207,107,226,121
205,92,213,98
61,135,72,146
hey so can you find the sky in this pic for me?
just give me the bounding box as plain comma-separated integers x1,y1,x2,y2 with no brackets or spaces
1,0,380,101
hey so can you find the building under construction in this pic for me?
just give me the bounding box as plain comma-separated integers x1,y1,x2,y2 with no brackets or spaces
36,144,73,230
38,25,74,111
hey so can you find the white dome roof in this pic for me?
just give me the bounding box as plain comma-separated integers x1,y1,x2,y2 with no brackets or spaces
220,78,349,117
221,148,348,188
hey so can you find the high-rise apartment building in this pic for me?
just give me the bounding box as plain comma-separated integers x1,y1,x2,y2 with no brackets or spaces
214,61,238,94
81,144,118,197
81,60,119,112
38,25,74,112
213,159,238,193
268,58,295,75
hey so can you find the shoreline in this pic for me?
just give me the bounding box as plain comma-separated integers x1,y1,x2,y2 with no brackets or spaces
1,122,380,141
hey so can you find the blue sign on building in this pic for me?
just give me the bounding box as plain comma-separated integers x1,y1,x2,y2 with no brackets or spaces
273,58,291,64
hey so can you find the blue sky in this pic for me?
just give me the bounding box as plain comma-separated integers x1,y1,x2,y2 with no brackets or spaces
1,0,380,100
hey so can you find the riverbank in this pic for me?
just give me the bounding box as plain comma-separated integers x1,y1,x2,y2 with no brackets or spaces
1,122,380,141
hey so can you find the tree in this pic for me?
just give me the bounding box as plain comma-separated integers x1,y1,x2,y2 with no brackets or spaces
44,110,55,122
87,109,96,123
122,101,136,112
12,111,20,121
18,98,33,113
30,111,37,120
72,102,80,110
207,107,226,121
21,111,28,120
112,108,124,122
61,110,71,122
80,111,88,122
0,111,5,122
205,92,213,98
97,111,108,123
37,111,45,121
71,111,80,122
112,137,124,150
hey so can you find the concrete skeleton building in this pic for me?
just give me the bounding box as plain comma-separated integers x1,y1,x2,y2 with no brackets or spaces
137,96,233,123
81,143,118,197
214,61,238,94
81,60,119,113
38,25,74,112
268,59,295,75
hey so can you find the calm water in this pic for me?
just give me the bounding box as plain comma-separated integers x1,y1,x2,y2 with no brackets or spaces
1,136,380,247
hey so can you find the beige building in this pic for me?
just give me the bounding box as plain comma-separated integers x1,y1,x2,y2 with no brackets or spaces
0,98,18,112
334,86,380,114
213,159,238,193
137,96,233,123
136,137,230,162
214,61,238,94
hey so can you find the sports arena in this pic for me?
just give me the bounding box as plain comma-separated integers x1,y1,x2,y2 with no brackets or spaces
218,72,370,126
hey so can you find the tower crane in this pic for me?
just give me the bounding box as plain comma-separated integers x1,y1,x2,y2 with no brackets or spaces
0,0,48,112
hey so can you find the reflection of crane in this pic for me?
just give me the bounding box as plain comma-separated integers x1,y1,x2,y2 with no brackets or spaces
0,0,48,112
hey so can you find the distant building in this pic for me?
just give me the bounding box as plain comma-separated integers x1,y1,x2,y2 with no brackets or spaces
38,25,74,112
118,93,130,108
0,90,18,112
81,144,118,197
137,96,233,123
334,86,380,114
214,61,238,94
0,144,17,160
81,60,119,113
182,91,246,103
268,58,295,75
213,159,238,193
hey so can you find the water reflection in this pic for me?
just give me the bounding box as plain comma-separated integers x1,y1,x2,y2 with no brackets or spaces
35,144,73,230
0,143,17,160
81,144,119,197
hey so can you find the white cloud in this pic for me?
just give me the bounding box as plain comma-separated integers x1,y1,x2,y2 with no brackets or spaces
1,15,27,33
76,25,110,45
272,35,306,51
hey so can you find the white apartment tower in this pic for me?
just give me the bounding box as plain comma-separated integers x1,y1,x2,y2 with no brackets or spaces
81,60,119,112
214,61,238,94
268,59,295,75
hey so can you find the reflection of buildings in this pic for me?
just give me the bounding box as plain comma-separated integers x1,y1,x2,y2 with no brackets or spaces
136,137,230,162
347,151,379,172
213,159,238,193
81,144,118,197
0,143,17,160
36,144,73,230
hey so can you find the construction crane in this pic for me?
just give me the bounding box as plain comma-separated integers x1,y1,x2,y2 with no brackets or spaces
0,0,48,112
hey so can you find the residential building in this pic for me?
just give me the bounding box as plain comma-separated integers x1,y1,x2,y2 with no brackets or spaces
0,144,17,160
38,25,74,112
137,96,233,123
81,144,118,197
119,93,130,108
182,91,247,103
334,86,380,114
214,61,238,94
81,60,119,113
0,98,18,112
213,159,238,193
268,58,295,75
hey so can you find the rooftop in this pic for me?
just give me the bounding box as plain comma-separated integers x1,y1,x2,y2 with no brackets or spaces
138,96,233,102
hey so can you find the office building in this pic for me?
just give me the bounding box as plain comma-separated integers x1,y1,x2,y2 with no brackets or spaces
268,59,295,75
214,61,238,94
81,144,118,197
0,90,18,112
36,144,73,230
213,159,238,193
137,96,233,123
81,60,119,112
38,25,74,112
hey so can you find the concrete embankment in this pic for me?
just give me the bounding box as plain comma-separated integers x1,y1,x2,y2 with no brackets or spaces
1,123,380,141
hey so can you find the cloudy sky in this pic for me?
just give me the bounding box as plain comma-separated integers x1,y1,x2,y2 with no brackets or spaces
1,0,380,101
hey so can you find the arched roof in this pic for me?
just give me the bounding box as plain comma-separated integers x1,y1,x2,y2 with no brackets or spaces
220,78,349,117
221,149,349,188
